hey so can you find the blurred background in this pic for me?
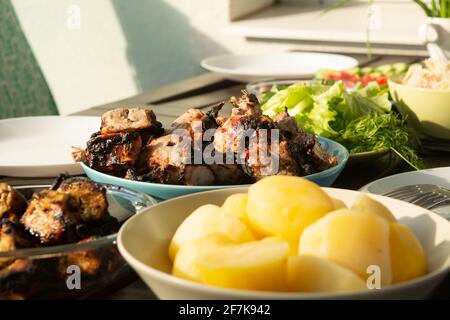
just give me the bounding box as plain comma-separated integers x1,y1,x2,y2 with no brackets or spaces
2,0,429,116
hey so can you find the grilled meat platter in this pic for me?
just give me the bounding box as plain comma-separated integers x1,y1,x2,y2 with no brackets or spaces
0,176,123,299
74,91,338,185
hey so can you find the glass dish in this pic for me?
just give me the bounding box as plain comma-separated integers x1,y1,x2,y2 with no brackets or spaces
0,183,156,299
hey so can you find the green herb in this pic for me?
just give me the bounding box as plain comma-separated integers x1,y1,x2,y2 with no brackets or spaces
336,114,423,170
261,81,423,170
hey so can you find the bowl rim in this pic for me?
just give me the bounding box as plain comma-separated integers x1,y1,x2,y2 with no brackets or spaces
80,136,349,190
0,183,157,259
118,186,450,299
388,77,450,94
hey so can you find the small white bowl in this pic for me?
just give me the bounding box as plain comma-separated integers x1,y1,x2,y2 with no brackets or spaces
118,187,450,299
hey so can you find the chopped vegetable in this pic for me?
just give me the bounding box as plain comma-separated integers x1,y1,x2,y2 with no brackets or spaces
315,63,409,89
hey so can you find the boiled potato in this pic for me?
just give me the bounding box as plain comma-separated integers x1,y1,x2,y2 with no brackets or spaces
220,193,248,223
169,204,254,261
352,194,396,222
288,255,366,293
172,234,230,282
220,193,264,239
299,209,392,286
247,176,334,253
389,222,427,283
196,237,290,291
332,198,347,210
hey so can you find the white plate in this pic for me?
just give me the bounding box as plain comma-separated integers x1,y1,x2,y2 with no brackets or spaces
0,116,99,177
200,52,358,82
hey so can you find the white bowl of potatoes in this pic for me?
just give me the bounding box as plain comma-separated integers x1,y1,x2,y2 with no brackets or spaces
118,176,450,299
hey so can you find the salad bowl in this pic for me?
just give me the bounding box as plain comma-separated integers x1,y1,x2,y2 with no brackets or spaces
389,78,450,140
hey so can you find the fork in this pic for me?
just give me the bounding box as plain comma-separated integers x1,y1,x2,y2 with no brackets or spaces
383,184,450,210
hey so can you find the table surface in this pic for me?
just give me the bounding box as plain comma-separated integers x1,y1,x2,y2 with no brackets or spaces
4,52,450,299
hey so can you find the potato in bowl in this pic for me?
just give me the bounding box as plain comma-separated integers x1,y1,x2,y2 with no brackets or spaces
118,176,450,299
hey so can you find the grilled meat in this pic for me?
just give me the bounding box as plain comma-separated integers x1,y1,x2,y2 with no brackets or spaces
214,92,337,179
82,131,142,174
0,220,35,269
75,215,119,239
56,177,108,223
0,220,34,253
0,220,38,299
0,176,124,299
20,190,79,245
137,107,217,185
77,93,337,185
274,110,337,174
209,164,249,185
137,104,248,185
58,236,120,277
101,108,162,135
214,91,300,179
74,108,164,174
0,259,37,300
0,183,27,219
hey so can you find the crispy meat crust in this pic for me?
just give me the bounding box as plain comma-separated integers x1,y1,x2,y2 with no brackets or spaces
0,183,27,219
20,190,79,244
56,177,108,223
101,108,160,134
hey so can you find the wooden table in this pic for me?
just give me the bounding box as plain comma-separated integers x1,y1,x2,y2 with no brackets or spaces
4,53,450,299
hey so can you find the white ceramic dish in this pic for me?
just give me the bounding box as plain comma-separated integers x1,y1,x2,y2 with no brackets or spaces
0,116,99,177
360,167,450,218
200,52,358,82
360,167,450,195
118,187,450,300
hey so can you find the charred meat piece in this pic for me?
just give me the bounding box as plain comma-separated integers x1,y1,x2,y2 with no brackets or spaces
75,215,119,239
0,220,37,298
209,163,250,185
214,91,337,179
72,108,163,170
138,106,224,185
0,220,34,253
58,236,120,277
0,259,37,300
167,104,222,136
56,177,108,224
101,108,162,135
214,91,301,179
140,102,265,185
182,165,216,186
275,110,337,175
0,183,27,219
0,220,35,269
82,131,142,174
20,190,79,245
214,91,277,155
141,134,189,184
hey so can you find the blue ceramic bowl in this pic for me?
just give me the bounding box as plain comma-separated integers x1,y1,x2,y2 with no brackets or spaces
81,137,348,200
